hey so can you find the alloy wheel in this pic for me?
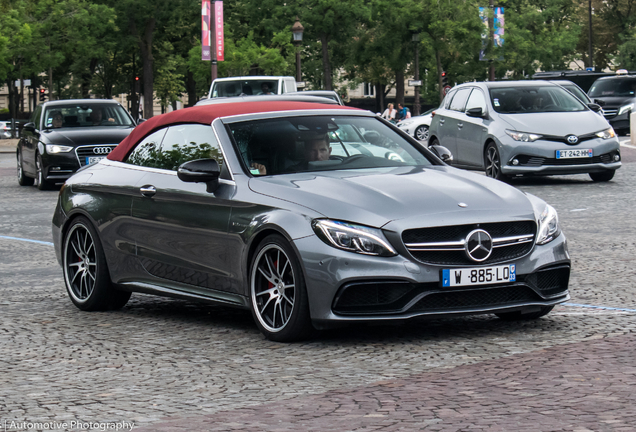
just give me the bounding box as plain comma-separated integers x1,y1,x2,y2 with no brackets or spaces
251,244,296,333
415,125,429,141
64,223,97,302
485,146,500,178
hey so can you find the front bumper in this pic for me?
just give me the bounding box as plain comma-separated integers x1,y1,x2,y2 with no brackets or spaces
41,151,80,182
294,232,570,327
499,136,621,176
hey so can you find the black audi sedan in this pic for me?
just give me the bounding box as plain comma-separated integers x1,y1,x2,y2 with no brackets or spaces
17,99,135,189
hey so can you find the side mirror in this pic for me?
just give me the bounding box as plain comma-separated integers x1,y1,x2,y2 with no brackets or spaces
593,99,606,107
465,107,485,118
23,122,36,133
587,103,602,113
177,158,220,193
429,144,454,165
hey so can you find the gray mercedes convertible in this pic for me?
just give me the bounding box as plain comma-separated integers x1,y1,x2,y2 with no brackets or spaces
52,100,570,341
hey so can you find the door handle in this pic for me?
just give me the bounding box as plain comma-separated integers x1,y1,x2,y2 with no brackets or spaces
140,185,156,197
457,122,464,128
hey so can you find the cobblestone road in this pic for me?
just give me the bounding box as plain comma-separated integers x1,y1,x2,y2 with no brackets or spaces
1,151,635,431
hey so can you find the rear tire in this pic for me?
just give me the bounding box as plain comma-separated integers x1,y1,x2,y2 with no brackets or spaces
495,306,554,321
249,234,313,342
17,151,34,186
589,170,615,182
63,216,131,311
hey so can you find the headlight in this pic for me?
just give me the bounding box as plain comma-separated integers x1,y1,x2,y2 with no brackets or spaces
46,144,73,154
312,219,397,257
595,128,616,139
618,103,634,116
505,130,542,142
536,205,561,245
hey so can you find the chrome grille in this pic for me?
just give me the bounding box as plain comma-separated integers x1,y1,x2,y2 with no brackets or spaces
403,221,536,266
603,109,617,118
75,145,117,166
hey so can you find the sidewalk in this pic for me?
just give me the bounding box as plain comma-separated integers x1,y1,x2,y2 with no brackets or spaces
0,139,18,154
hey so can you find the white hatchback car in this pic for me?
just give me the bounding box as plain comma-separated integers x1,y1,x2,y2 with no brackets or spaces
396,108,435,141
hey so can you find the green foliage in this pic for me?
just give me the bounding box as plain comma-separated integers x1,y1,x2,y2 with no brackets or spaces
128,141,223,171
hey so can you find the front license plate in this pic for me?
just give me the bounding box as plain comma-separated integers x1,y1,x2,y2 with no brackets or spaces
441,264,516,287
86,156,105,165
556,149,593,159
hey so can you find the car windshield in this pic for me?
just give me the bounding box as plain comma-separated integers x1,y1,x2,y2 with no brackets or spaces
228,115,433,176
588,78,636,98
212,80,279,97
43,104,134,129
489,86,587,114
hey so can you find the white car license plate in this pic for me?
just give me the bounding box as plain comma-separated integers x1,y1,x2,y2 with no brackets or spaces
556,149,592,159
86,156,105,165
441,264,516,287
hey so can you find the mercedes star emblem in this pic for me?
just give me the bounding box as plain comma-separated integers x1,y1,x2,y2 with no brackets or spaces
465,229,493,262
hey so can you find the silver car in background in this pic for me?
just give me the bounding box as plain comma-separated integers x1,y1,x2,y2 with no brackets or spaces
428,81,621,182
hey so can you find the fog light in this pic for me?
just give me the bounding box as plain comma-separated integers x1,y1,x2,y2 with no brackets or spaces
512,159,519,166
614,154,620,162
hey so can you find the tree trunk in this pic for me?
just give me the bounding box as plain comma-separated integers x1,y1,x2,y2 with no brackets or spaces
395,69,405,107
7,79,15,119
186,70,197,107
375,83,385,113
435,49,444,103
321,33,332,90
131,17,156,119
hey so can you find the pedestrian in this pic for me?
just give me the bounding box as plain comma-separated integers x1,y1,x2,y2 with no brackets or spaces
396,103,410,122
381,103,396,122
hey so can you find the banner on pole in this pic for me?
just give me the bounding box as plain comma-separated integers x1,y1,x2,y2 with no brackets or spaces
202,0,211,61
479,6,504,61
214,1,224,61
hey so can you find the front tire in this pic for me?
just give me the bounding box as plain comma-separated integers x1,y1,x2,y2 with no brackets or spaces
589,170,615,182
414,125,429,141
484,143,508,181
17,151,34,186
250,234,312,342
495,306,554,321
36,153,54,190
63,217,131,311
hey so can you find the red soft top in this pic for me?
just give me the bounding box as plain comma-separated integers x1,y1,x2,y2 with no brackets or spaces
107,101,360,162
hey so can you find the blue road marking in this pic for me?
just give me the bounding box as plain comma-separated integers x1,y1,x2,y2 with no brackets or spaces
563,303,636,313
0,235,54,247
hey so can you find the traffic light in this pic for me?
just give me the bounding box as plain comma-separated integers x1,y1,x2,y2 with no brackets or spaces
39,88,47,102
134,76,140,93
442,71,448,87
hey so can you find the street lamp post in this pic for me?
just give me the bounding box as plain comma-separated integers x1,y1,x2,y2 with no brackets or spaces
412,33,421,116
291,17,304,83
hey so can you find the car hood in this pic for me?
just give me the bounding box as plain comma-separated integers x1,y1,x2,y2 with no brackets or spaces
587,95,635,109
249,166,536,229
40,127,134,146
499,111,608,136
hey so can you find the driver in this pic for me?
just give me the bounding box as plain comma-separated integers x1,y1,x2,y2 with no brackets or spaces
304,134,331,161
90,107,115,125
50,111,63,128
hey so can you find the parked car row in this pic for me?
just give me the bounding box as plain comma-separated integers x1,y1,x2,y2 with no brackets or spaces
18,77,622,341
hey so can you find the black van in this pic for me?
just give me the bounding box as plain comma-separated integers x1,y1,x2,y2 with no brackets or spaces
587,75,636,136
